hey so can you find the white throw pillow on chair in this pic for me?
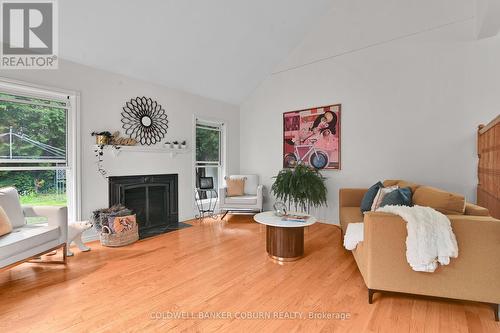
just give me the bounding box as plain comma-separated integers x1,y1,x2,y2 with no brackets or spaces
227,175,258,195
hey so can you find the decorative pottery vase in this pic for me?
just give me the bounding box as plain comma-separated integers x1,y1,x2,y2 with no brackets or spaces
95,135,109,145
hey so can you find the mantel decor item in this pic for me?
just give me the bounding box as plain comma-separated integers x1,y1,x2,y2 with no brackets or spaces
271,164,327,212
283,104,341,170
91,131,112,145
110,131,137,146
92,144,106,176
91,131,113,176
165,140,188,149
121,96,169,145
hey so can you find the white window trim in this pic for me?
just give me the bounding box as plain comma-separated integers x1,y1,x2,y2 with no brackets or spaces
194,119,223,167
192,115,227,214
0,77,81,222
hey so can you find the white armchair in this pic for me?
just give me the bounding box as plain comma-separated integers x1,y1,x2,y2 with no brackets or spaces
0,187,67,270
219,175,263,219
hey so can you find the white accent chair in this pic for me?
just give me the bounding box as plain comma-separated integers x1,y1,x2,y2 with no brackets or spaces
219,175,263,219
0,187,67,270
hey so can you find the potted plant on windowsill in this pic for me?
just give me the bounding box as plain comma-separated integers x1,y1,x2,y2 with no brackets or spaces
271,164,327,213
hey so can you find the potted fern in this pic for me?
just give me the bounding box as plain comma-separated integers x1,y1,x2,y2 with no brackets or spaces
271,164,327,213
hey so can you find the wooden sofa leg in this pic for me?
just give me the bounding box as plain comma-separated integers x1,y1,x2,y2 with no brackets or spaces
220,211,229,220
368,289,375,304
27,244,67,265
62,243,67,264
495,304,499,322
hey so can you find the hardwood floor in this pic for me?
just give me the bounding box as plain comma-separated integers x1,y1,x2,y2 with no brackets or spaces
0,215,498,332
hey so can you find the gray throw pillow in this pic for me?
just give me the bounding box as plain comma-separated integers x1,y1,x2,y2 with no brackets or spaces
360,181,383,213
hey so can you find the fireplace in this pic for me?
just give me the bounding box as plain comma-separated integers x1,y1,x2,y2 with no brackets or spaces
108,174,179,239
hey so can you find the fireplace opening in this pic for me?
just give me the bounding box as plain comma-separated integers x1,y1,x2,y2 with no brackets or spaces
108,174,185,239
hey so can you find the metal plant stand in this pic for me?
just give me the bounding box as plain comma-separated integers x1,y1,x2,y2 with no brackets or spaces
194,188,218,219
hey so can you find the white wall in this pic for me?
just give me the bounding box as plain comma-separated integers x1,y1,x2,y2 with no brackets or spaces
239,2,500,224
0,60,240,227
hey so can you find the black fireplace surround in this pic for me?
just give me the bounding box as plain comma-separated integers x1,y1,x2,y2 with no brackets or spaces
108,174,179,239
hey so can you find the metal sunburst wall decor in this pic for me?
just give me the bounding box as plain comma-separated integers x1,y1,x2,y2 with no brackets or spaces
121,96,169,145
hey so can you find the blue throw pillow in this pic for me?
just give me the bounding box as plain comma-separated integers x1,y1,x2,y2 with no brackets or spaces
380,187,412,208
360,181,383,212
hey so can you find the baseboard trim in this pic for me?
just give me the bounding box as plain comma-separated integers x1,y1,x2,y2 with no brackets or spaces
82,234,99,243
81,226,100,244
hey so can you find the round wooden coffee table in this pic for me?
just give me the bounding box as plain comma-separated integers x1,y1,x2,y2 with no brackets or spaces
254,211,317,261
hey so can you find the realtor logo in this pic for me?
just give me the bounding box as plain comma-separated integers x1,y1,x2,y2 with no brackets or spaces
0,0,58,69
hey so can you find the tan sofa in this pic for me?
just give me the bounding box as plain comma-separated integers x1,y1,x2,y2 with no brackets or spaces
339,180,500,321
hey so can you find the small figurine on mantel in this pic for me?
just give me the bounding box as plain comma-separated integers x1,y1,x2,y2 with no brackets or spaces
110,131,137,146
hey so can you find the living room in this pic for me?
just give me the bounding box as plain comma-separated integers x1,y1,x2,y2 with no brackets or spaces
0,0,499,332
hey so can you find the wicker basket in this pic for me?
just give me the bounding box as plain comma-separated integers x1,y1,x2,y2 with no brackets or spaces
100,224,139,247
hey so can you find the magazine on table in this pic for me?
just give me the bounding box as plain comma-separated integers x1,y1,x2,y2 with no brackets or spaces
281,213,309,222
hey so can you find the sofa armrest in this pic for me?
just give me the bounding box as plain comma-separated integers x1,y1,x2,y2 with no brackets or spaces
361,212,500,302
256,184,264,210
465,202,490,216
23,206,68,244
339,188,367,208
362,212,407,281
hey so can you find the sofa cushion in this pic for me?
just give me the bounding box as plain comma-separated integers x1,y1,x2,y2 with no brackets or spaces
0,207,13,236
360,181,383,213
0,224,60,260
0,187,25,228
383,180,420,193
226,177,246,197
464,202,490,216
227,175,258,195
224,195,258,205
380,187,413,208
340,207,364,232
412,186,465,215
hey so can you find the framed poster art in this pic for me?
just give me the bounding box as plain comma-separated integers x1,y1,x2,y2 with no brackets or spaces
283,104,341,170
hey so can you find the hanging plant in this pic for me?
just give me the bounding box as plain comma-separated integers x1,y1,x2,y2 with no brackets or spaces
93,144,107,176
121,97,169,145
271,164,327,212
91,132,112,176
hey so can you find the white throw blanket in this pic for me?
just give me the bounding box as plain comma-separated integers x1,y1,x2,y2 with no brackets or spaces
343,223,364,250
377,205,458,272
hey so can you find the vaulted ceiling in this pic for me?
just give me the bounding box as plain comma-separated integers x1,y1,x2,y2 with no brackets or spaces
59,0,335,104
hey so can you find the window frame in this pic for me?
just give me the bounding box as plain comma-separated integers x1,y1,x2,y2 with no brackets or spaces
0,92,69,168
193,116,226,194
195,121,222,166
0,77,81,221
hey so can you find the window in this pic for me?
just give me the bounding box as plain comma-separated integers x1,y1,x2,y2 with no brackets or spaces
0,80,78,223
195,118,224,193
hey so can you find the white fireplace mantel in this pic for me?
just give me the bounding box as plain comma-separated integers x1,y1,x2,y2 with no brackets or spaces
93,144,191,158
